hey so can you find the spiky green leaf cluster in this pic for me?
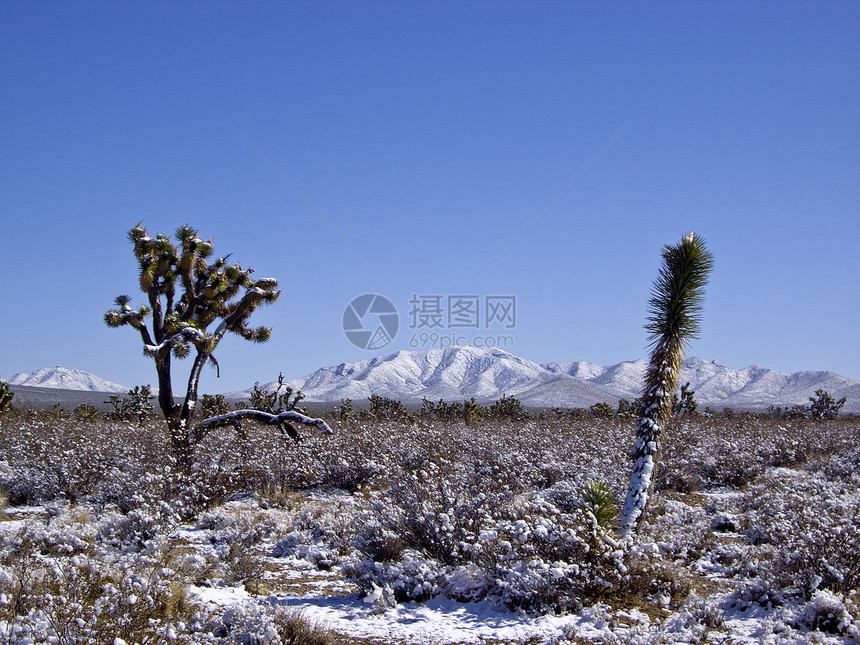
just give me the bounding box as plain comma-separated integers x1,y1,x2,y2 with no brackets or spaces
578,480,618,529
105,224,281,354
645,233,714,350
640,234,714,421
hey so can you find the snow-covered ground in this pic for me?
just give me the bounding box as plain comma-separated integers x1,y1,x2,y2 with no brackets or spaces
1,408,859,643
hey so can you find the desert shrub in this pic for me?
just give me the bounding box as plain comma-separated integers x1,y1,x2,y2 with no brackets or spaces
269,607,336,645
208,603,335,644
589,402,615,419
791,590,860,638
356,452,628,612
742,454,860,596
197,508,278,591
315,455,378,492
487,394,529,420
366,393,410,421
0,514,210,643
353,522,407,563
490,498,628,612
199,393,232,418
346,553,449,605
382,456,507,565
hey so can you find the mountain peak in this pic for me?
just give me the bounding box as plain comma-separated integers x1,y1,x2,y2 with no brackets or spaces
6,367,129,393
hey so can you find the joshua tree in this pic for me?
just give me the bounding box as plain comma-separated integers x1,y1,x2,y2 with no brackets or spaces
618,233,714,538
463,397,483,426
105,224,331,466
808,389,846,421
672,382,698,416
0,381,13,414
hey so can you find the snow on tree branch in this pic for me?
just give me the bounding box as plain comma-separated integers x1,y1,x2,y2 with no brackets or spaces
197,408,334,439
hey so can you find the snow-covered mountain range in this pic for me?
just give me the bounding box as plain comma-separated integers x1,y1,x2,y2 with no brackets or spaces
6,349,857,412
4,367,128,393
271,346,859,413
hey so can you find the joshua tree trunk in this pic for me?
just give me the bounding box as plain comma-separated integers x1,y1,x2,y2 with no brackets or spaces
618,233,714,538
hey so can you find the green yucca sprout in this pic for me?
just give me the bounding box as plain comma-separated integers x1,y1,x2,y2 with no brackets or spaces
578,481,618,529
618,233,714,538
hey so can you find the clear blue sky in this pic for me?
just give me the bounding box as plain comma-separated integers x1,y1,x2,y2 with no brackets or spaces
2,1,858,393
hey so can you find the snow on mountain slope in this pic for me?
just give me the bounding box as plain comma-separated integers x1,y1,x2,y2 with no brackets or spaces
277,347,558,403
718,368,859,411
516,377,621,409
274,347,859,412
5,367,129,393
545,359,648,399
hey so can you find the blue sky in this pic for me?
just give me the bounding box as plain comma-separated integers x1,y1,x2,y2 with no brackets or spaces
1,1,858,393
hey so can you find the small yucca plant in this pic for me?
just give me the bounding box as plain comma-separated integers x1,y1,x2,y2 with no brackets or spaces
618,233,714,537
578,480,618,529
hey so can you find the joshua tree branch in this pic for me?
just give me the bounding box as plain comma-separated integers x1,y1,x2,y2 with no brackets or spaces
195,408,333,443
143,327,208,359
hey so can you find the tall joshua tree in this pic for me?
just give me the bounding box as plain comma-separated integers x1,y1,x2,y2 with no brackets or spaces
618,233,714,538
105,224,331,466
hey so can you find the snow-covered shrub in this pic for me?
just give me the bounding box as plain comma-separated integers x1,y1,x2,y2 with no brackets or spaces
346,552,449,604
491,497,628,612
199,507,280,547
353,521,407,563
267,606,335,645
0,518,211,643
209,603,335,644
743,453,860,597
792,589,860,638
198,507,279,590
382,455,514,565
820,445,860,483
220,541,268,591
315,455,378,493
